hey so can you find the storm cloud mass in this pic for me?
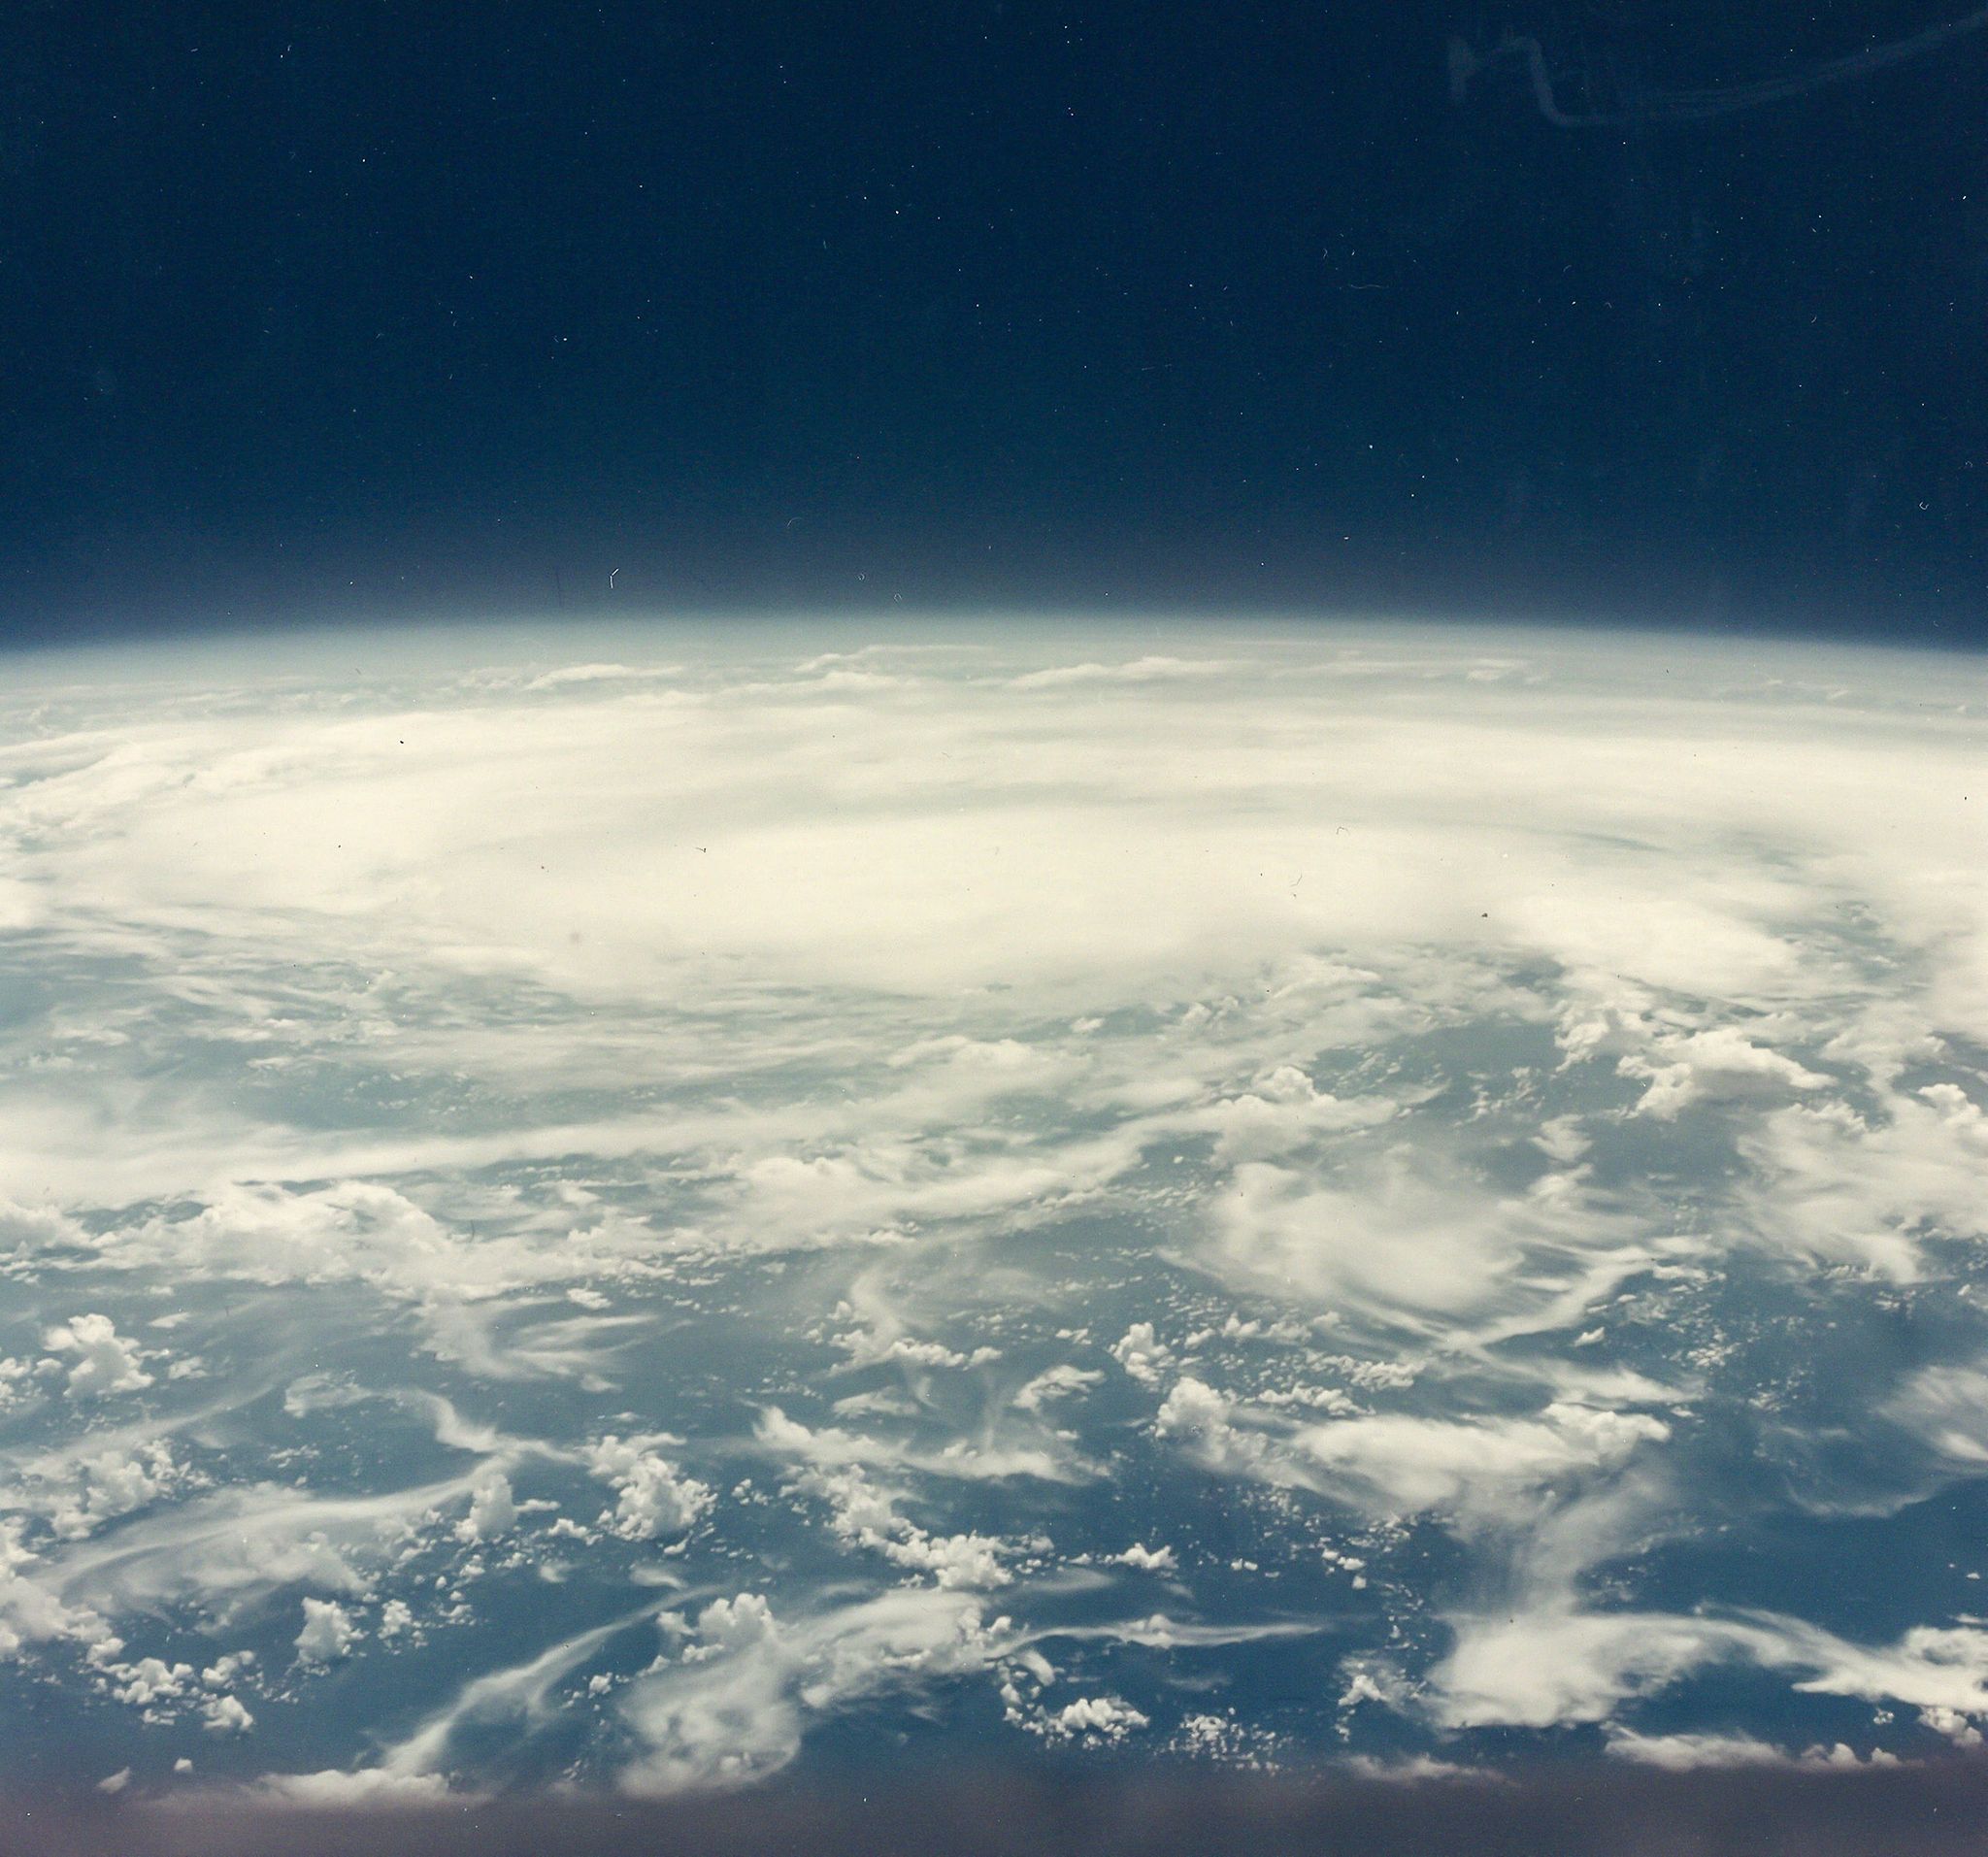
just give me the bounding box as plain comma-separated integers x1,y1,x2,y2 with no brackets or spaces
0,623,1984,1807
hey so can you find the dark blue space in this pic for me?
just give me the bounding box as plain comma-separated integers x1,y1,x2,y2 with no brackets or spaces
2,1,1985,647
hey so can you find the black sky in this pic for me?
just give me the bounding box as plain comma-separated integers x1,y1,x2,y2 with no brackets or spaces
4,1,1986,645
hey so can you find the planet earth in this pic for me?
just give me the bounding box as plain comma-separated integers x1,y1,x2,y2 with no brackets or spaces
1,619,1984,1804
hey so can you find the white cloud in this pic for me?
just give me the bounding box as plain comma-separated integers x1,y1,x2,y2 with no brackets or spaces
294,1598,359,1665
375,1607,655,1779
202,1693,255,1734
754,1414,1015,1589
42,1314,153,1397
684,1592,777,1659
3,624,1986,1788
456,1471,517,1544
754,1405,1078,1487
1006,655,1239,689
10,625,1977,1036
1290,1404,1670,1526
47,1471,483,1619
1605,1727,1793,1769
1430,1608,1761,1729
0,1518,108,1660
1208,1158,1534,1318
520,662,684,691
1429,1606,1988,1733
201,1649,255,1688
22,1442,181,1540
875,1525,1011,1590
1047,1612,1321,1653
91,1180,648,1379
1110,1323,1175,1387
1154,1377,1269,1478
97,1650,194,1708
1802,1741,1904,1769
586,1437,712,1541
1533,1115,1590,1163
241,1768,456,1807
1151,1376,1668,1540
1028,1694,1150,1741
0,1197,89,1260
1339,1753,1506,1782
1620,1025,1830,1119
618,1586,1008,1793
1883,1365,1988,1468
1011,1364,1104,1413
1739,1083,1988,1279
1195,1067,1398,1162
1918,1704,1983,1746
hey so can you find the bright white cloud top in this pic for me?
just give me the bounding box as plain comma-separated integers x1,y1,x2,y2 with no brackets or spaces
0,619,1983,1797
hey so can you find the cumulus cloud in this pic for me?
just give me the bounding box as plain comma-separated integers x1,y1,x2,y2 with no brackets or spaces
683,1592,778,1660
42,1314,153,1397
202,1649,255,1688
202,1693,255,1734
0,1519,107,1660
94,1647,194,1708
1918,1704,1984,1746
242,1768,455,1807
1620,1025,1831,1119
1154,1378,1271,1479
456,1471,518,1544
294,1598,360,1665
586,1438,713,1541
92,1179,647,1379
754,1412,1016,1589
754,1404,1077,1487
0,1198,90,1261
27,1442,181,1540
1195,1066,1398,1162
1110,1323,1175,1387
1028,1694,1151,1741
